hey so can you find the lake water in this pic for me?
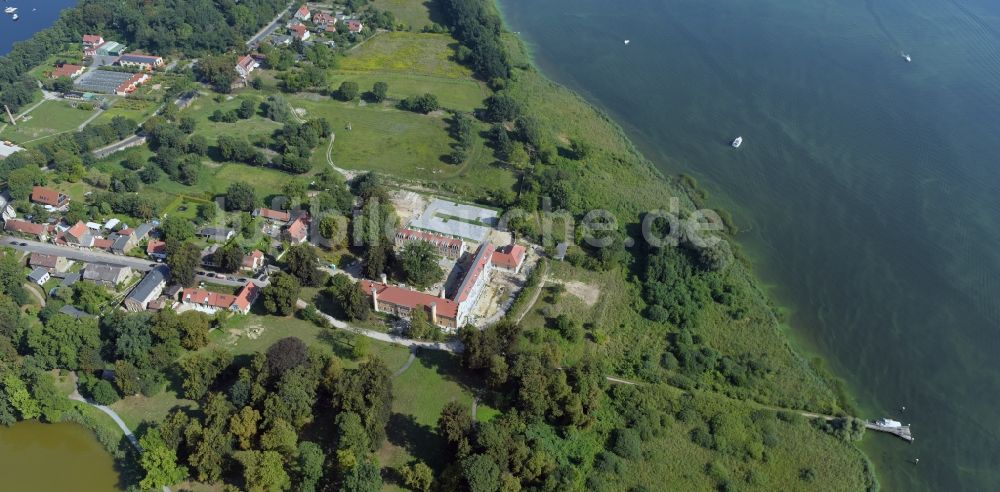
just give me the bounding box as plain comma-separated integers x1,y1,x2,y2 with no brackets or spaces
0,421,121,490
0,0,79,55
499,0,1000,489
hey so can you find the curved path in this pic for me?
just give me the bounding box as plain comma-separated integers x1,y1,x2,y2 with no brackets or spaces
297,299,464,353
391,349,418,378
23,283,45,306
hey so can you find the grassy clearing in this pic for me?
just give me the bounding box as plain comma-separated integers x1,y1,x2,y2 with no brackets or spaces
329,71,486,112
111,389,197,431
92,98,157,125
0,100,96,143
180,95,284,142
371,0,444,29
340,32,472,79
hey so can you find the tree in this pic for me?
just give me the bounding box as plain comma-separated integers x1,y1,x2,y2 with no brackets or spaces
114,360,141,396
196,202,217,222
195,54,238,93
318,215,347,248
178,311,211,350
399,93,440,114
438,400,472,450
261,418,298,457
161,215,195,242
285,244,323,286
401,461,434,492
484,93,520,122
297,441,326,492
226,182,258,211
2,372,40,420
218,242,244,273
7,167,44,202
462,454,501,492
238,98,257,119
341,283,371,321
229,405,261,450
341,455,382,492
27,314,101,370
139,429,188,490
262,273,300,316
179,350,233,400
337,81,359,101
167,241,202,287
370,81,388,102
89,379,120,405
266,337,308,378
237,450,290,492
400,241,444,289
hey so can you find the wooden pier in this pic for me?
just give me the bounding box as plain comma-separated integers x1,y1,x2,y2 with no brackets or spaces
865,421,914,442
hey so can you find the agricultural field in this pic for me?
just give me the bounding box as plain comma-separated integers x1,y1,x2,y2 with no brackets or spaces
371,0,444,29
328,71,486,112
340,33,473,79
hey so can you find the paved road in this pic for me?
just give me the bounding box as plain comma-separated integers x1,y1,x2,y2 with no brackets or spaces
92,134,146,158
1,237,264,287
297,299,464,353
247,3,293,47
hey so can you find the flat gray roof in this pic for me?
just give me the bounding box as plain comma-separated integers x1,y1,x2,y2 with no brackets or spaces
409,199,497,242
74,70,134,94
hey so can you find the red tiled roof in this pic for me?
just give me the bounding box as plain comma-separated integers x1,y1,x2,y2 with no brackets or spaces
93,238,113,250
455,243,494,303
5,219,46,236
286,215,309,240
183,288,237,309
347,20,363,32
29,253,59,268
491,244,526,270
291,24,308,38
147,239,167,255
233,283,260,312
295,5,310,16
242,249,263,267
313,12,335,23
257,207,290,222
119,228,134,236
31,186,66,207
67,221,89,240
82,34,103,44
237,55,256,70
51,64,84,78
360,280,459,319
116,72,148,94
396,228,462,249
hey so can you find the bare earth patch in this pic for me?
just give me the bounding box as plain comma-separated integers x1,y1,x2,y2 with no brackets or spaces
559,280,600,306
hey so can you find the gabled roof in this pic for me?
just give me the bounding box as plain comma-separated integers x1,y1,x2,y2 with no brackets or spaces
111,235,131,251
127,265,169,303
5,219,47,236
286,215,309,240
242,249,264,267
256,207,290,222
237,55,257,70
133,222,154,238
182,283,258,311
82,34,104,44
360,280,459,319
295,5,310,17
147,239,167,255
31,186,66,207
291,24,309,38
51,64,84,78
28,267,49,283
117,53,161,64
396,228,463,249
455,242,495,303
83,263,130,283
491,244,526,270
232,283,260,312
66,221,89,240
29,253,59,269
313,12,336,23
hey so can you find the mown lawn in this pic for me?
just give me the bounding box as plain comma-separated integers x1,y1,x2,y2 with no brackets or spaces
0,100,96,143
340,32,472,79
328,70,486,112
92,98,157,126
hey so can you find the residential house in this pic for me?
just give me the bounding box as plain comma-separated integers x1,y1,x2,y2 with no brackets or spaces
271,35,293,47
490,243,527,274
290,24,311,41
236,55,259,79
347,20,364,33
82,34,105,55
92,237,114,251
284,215,309,244
111,234,131,255
116,53,164,71
28,267,50,286
312,12,336,30
4,219,48,241
198,227,235,242
59,305,95,319
51,64,85,79
82,263,132,287
242,250,265,271
200,245,221,267
63,221,95,247
124,265,168,312
114,72,149,96
57,272,80,291
31,186,69,210
294,5,311,21
180,283,260,315
254,207,291,224
147,239,167,260
29,253,71,273
131,223,154,244
0,190,15,221
395,228,466,259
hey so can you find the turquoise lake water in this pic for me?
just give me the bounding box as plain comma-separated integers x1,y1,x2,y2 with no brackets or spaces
499,0,1000,489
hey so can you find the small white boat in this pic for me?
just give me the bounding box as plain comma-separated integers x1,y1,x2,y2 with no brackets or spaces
901,51,912,63
624,39,630,45
731,136,743,148
4,7,17,14
10,13,18,21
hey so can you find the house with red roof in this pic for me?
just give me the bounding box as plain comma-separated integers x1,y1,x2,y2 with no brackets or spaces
347,19,364,33
116,53,164,71
147,239,167,260
294,5,311,21
254,207,291,224
395,228,466,259
312,12,336,28
361,280,460,330
50,64,85,79
242,250,265,271
236,55,259,79
180,283,260,315
31,186,69,210
491,243,527,274
115,72,150,96
63,221,95,247
284,214,310,244
5,219,49,241
82,34,105,55
290,24,311,41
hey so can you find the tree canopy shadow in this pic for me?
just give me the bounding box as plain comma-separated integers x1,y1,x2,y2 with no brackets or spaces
386,412,447,470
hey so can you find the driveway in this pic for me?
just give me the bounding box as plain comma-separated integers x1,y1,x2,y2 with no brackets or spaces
296,299,464,353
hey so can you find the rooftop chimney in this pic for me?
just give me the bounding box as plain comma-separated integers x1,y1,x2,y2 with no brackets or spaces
380,273,388,285
430,302,438,325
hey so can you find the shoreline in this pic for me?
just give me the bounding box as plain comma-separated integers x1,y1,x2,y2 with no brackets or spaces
494,0,875,473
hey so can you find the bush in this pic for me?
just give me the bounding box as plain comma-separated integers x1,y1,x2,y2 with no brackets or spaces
89,379,120,405
398,93,439,114
610,428,641,460
336,81,359,101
